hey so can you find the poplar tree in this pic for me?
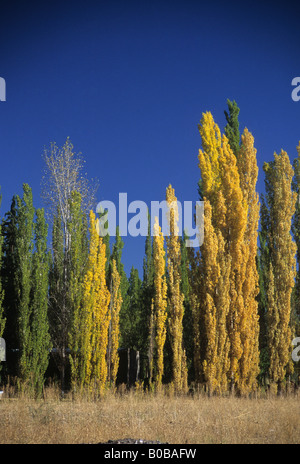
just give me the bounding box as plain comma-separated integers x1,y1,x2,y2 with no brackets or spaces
30,208,51,396
257,195,270,382
235,129,260,393
141,211,154,360
2,196,19,377
48,208,66,387
111,227,129,348
81,210,110,393
153,217,167,388
188,246,202,384
200,200,231,393
224,99,240,156
180,232,193,380
197,111,249,392
43,138,97,391
166,184,188,392
2,185,51,393
292,142,300,338
124,266,142,349
107,259,122,386
225,101,261,392
263,151,297,390
68,192,88,389
17,184,35,385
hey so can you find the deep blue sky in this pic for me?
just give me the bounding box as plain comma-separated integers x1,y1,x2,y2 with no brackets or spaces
0,0,299,276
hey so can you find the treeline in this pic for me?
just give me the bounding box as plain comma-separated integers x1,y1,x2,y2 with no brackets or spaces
0,101,299,397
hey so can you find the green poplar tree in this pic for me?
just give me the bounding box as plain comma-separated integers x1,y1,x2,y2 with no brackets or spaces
48,208,64,381
30,208,51,396
224,99,240,156
2,196,20,377
111,226,129,347
257,195,271,383
17,184,35,385
141,211,154,356
68,191,88,389
180,232,193,380
124,266,142,349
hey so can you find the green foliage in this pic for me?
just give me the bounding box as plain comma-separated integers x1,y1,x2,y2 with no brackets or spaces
124,266,142,349
224,99,240,156
68,192,88,388
2,185,51,394
180,233,194,381
30,208,51,396
16,184,35,384
140,211,154,355
110,227,130,348
1,196,19,377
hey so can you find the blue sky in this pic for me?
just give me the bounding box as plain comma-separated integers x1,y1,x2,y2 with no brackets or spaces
0,0,299,276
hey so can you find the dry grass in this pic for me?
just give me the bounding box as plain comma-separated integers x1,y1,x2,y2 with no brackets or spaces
0,386,299,444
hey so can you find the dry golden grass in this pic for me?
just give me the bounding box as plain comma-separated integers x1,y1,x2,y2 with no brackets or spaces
0,386,299,444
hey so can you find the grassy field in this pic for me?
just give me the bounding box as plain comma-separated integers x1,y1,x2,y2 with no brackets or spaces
0,387,299,444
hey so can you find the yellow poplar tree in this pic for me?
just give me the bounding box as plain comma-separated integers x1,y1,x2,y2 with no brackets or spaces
236,128,260,394
166,184,188,392
198,111,248,391
200,200,231,393
81,210,110,393
153,216,167,388
264,150,297,390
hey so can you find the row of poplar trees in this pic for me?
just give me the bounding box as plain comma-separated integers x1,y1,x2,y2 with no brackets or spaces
0,100,299,397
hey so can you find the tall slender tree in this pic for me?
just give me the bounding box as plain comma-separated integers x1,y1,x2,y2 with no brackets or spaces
2,196,20,377
141,211,154,363
81,210,110,393
107,259,122,386
30,208,51,396
111,227,130,348
17,184,35,385
180,231,193,380
2,185,51,393
68,191,88,389
123,266,142,349
263,151,297,390
166,184,188,392
225,99,261,392
198,111,250,392
292,142,300,339
153,217,167,388
235,128,260,393
43,138,96,390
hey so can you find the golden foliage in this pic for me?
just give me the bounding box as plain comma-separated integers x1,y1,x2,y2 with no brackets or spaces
265,150,297,386
153,216,168,388
197,112,260,393
166,184,188,392
81,210,110,393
